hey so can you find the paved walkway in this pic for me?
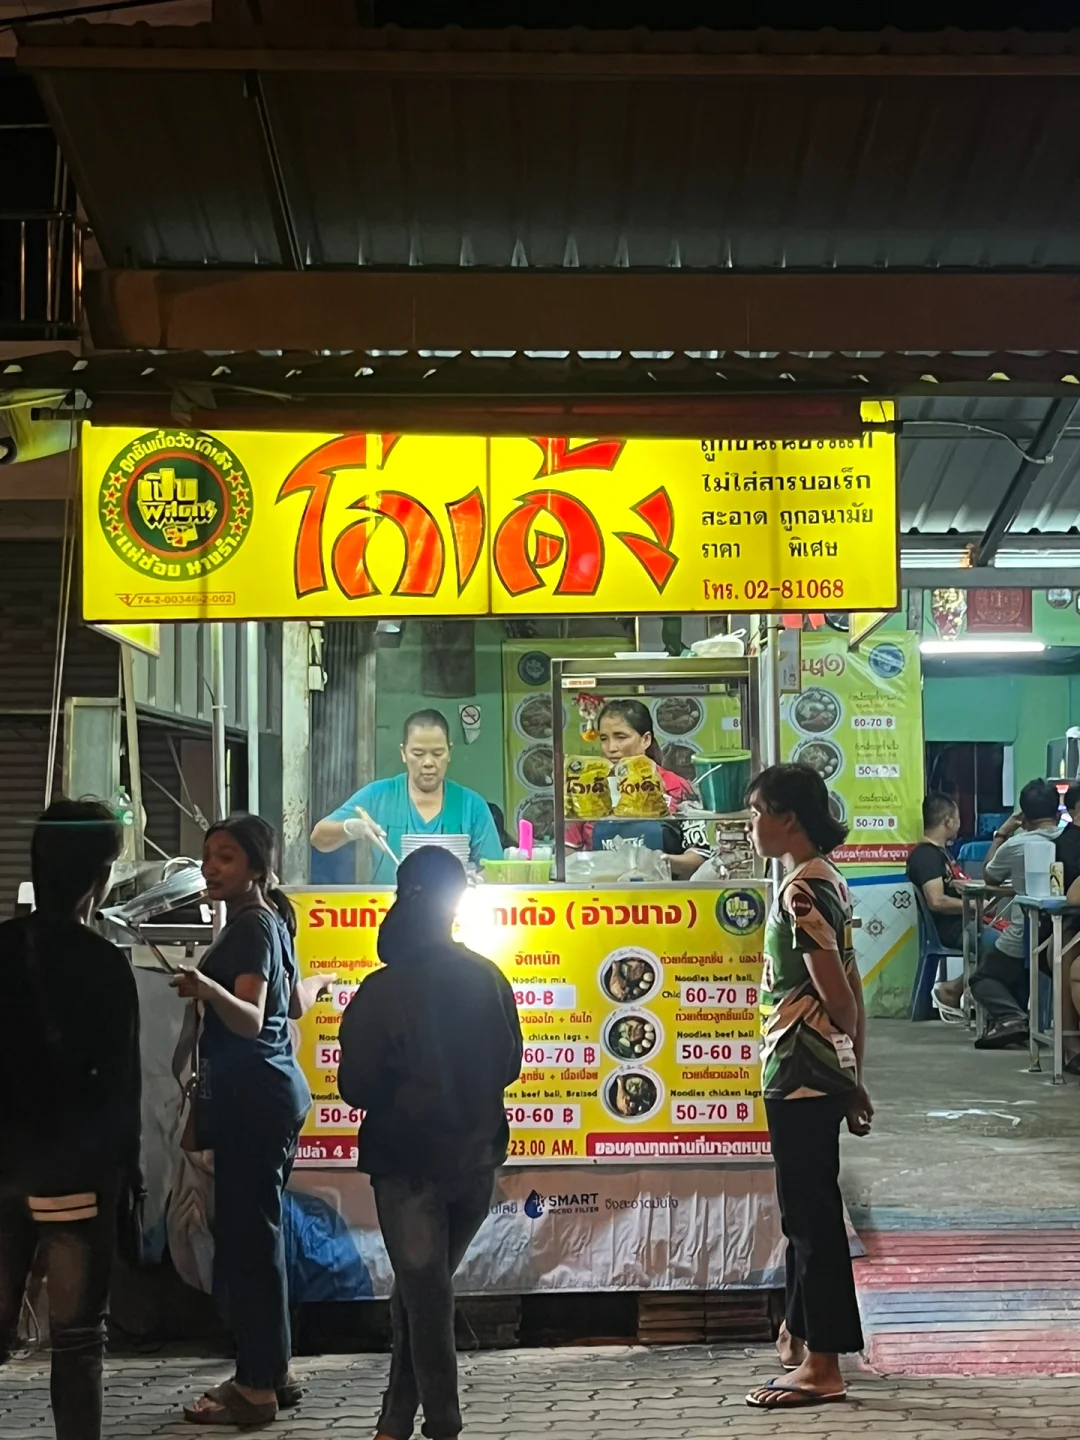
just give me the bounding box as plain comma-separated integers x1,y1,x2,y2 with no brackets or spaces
2,1345,1077,1438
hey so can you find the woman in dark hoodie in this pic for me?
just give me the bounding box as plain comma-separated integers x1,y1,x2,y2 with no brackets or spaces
338,846,522,1440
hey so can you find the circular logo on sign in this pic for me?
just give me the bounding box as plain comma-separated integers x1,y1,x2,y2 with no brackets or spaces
517,650,551,688
98,430,253,580
868,642,905,679
715,889,766,936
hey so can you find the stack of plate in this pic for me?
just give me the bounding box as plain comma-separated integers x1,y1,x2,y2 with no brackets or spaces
400,833,471,864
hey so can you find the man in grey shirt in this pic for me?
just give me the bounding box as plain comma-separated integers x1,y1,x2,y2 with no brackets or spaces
971,778,1060,1049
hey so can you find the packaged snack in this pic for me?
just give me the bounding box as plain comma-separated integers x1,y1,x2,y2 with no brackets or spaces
613,756,667,817
565,757,613,818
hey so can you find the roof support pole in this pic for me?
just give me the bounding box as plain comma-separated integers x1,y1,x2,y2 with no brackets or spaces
972,397,1079,567
244,70,303,270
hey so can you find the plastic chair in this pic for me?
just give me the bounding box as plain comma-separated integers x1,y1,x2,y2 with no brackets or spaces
957,840,992,866
910,886,964,1021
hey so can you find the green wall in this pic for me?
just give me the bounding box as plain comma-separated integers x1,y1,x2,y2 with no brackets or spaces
374,620,507,811
922,670,1080,786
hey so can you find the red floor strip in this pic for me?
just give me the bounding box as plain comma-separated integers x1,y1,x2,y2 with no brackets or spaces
854,1227,1080,1376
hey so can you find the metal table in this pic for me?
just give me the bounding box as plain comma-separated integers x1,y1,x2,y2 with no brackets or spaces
1016,895,1080,1084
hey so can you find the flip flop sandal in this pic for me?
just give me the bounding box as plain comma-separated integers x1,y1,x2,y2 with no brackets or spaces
746,1379,848,1408
277,1376,304,1409
183,1380,277,1427
203,1376,302,1411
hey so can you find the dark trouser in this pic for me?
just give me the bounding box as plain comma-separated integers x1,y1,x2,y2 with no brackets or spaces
213,1115,300,1392
372,1171,495,1440
765,1095,864,1357
0,1182,118,1440
970,941,1028,1024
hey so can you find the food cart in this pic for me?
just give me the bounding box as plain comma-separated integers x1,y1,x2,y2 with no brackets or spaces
77,419,901,1298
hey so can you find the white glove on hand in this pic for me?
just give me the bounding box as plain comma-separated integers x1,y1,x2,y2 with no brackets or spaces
343,810,386,845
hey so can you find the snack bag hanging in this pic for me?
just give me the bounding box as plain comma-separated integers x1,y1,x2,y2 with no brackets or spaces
613,756,667,817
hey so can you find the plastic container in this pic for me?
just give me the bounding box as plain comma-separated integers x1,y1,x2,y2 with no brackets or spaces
480,858,553,884
693,751,752,814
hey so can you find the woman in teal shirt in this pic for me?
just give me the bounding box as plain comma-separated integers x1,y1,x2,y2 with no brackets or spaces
310,708,503,883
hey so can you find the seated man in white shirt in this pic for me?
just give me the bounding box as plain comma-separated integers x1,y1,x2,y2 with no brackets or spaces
971,779,1060,1050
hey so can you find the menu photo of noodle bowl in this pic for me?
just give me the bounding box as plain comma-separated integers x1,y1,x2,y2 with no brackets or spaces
513,693,564,742
602,1067,664,1122
515,794,554,842
793,736,843,783
660,739,700,784
602,1009,663,1063
652,695,704,739
791,687,841,736
599,947,662,1005
516,744,555,791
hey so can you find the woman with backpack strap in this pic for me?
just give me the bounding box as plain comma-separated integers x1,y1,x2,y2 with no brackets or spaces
171,813,326,1427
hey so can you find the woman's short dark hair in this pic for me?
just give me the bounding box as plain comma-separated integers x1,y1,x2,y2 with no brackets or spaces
402,709,450,744
747,763,849,855
31,797,122,916
597,698,662,766
204,812,296,937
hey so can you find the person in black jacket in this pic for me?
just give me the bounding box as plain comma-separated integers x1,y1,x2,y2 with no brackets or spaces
338,846,522,1440
0,799,140,1440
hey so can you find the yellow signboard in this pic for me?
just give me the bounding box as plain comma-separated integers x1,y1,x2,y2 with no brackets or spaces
91,622,161,656
490,433,897,615
290,884,770,1167
82,425,897,622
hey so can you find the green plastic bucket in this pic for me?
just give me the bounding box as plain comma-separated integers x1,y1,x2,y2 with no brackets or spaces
692,751,752,814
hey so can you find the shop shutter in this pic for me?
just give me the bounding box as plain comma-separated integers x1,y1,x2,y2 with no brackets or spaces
0,541,120,914
0,716,50,914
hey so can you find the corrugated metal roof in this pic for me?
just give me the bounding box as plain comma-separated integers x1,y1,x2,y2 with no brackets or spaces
6,346,1080,537
901,395,1080,535
21,25,1080,270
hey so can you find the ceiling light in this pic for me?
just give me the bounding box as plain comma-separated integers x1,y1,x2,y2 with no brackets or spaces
919,639,1046,656
900,549,967,570
995,550,1080,569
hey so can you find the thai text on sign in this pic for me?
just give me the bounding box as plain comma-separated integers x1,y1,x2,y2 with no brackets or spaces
289,884,770,1168
82,424,898,622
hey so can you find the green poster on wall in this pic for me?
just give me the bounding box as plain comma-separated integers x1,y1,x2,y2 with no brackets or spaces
781,629,923,864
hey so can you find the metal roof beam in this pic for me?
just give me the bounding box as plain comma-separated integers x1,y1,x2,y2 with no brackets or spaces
83,269,1080,354
972,397,1080,566
19,41,1080,78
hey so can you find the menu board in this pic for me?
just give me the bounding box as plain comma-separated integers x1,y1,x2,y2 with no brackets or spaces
290,884,770,1167
781,629,922,864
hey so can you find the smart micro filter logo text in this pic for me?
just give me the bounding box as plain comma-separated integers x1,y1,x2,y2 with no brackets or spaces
99,430,253,580
523,1190,600,1219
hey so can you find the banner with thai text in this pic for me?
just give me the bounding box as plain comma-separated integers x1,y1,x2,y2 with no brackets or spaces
81,424,898,622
